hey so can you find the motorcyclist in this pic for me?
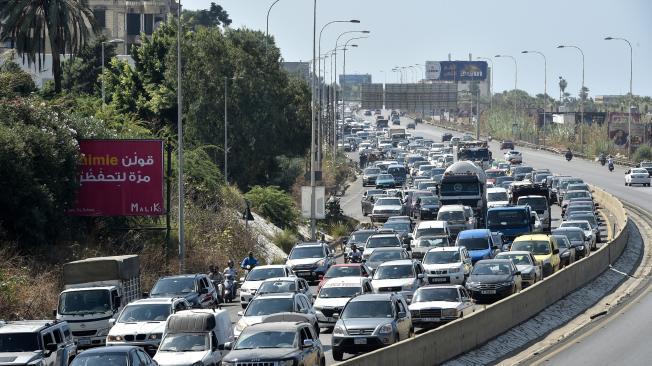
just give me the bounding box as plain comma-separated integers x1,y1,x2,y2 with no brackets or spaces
222,260,237,301
240,251,258,270
208,265,224,301
565,148,573,161
607,155,614,170
223,260,237,278
349,244,362,262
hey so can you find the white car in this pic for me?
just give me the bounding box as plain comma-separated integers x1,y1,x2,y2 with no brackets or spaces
504,150,523,164
408,285,477,327
486,187,510,208
422,247,472,285
625,168,651,187
106,297,191,353
371,259,426,303
256,277,314,303
313,277,373,330
370,197,405,222
234,292,317,338
239,265,294,308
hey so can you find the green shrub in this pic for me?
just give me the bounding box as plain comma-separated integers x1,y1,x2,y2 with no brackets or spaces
272,229,297,253
633,146,652,163
245,186,299,229
330,223,349,238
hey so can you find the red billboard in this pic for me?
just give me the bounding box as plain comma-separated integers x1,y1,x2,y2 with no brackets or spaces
68,139,165,216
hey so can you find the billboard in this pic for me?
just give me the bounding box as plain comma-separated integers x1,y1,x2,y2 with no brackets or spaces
425,61,488,81
339,74,372,85
361,84,384,109
384,83,457,111
301,186,325,219
68,139,165,216
607,112,646,149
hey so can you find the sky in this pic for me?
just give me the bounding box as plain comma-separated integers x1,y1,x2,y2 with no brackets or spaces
184,0,652,98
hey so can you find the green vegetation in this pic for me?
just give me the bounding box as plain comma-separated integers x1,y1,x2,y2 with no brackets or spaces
273,229,299,253
245,186,299,230
633,146,652,163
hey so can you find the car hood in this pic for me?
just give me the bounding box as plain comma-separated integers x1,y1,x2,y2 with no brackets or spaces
569,240,585,247
409,301,461,310
487,201,509,208
286,258,322,267
423,263,462,271
339,318,390,331
468,274,512,283
109,320,166,336
372,278,414,288
240,315,266,327
222,348,297,362
314,297,350,309
241,280,264,291
373,205,403,211
468,248,491,260
0,352,41,365
515,264,535,273
154,350,210,365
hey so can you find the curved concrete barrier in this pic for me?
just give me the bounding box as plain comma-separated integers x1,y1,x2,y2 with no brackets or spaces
337,185,629,366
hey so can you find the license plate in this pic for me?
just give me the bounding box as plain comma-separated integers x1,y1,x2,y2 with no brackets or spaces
78,338,91,345
422,317,440,322
354,338,367,345
297,271,311,276
481,290,496,295
430,277,447,283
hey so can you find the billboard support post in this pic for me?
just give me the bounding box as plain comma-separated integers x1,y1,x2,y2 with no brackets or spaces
165,142,172,267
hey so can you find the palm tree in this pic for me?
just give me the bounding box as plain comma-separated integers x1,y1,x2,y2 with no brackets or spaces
0,0,98,92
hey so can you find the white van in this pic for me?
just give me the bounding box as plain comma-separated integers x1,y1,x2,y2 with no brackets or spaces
154,309,233,366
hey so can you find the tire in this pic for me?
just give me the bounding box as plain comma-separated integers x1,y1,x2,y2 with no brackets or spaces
332,347,344,361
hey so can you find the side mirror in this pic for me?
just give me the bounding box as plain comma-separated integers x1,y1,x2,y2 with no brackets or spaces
45,343,58,353
553,248,560,254
223,342,233,350
333,313,340,319
237,311,244,317
302,339,315,348
239,277,245,282
397,311,407,318
108,318,116,327
417,273,424,279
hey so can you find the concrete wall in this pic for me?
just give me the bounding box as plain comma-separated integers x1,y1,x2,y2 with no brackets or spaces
338,186,628,366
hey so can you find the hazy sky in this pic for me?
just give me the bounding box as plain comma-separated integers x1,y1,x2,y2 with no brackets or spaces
185,0,652,98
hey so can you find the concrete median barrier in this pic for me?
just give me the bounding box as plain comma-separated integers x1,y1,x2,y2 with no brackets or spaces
337,185,629,366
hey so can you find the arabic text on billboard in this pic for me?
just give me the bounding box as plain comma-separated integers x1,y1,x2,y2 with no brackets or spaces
68,139,165,216
425,61,488,81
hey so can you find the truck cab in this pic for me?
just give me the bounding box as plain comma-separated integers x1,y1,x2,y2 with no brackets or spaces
486,206,534,244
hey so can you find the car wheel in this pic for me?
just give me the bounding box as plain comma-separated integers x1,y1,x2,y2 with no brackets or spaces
332,347,344,361
409,327,415,338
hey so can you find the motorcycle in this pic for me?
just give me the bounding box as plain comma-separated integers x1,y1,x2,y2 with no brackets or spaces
599,158,606,166
565,154,573,161
210,279,225,304
608,163,614,172
488,135,493,142
222,274,236,303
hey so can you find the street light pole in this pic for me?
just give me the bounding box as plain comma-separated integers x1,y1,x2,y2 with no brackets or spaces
476,57,494,110
310,0,317,240
101,39,123,104
177,0,185,273
557,45,585,146
522,50,548,147
605,36,633,158
495,54,518,139
342,41,361,145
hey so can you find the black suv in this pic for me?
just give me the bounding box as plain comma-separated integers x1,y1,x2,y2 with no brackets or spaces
149,274,218,308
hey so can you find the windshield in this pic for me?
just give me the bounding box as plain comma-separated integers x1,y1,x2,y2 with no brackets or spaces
377,174,394,180
496,176,514,184
246,268,286,281
552,236,571,249
234,330,297,350
423,250,461,264
364,168,380,175
459,149,490,160
566,191,590,199
350,231,375,244
419,196,439,205
413,288,460,303
159,333,209,352
0,333,40,352
319,286,363,298
71,354,128,366
58,289,111,315
245,298,293,316
376,198,402,206
486,170,506,178
511,240,551,255
440,183,480,195
568,215,597,228
437,211,465,221
289,246,324,259
369,250,404,262
325,266,361,277
488,192,508,201
415,237,448,248
373,265,414,279
518,197,548,211
382,222,410,233
258,281,296,294
498,254,532,266
561,222,591,231
553,230,584,242
487,209,529,228
457,237,490,251
366,236,400,248
118,303,170,323
415,227,446,238
342,301,393,319
472,263,512,275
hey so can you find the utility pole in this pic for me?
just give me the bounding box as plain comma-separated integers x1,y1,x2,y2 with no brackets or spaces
176,0,185,273
309,0,317,240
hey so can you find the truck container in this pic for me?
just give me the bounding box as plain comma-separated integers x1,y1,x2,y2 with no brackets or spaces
56,255,141,348
438,161,487,222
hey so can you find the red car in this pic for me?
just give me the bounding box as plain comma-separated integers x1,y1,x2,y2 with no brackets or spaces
316,263,372,291
500,140,515,150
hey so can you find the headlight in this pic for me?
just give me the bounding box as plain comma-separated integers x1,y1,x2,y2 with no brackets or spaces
235,320,247,332
148,333,162,340
378,324,393,334
333,326,346,335
191,362,204,366
279,360,295,366
27,361,43,366
448,267,461,273
96,328,110,337
316,259,325,267
107,335,123,342
466,281,478,288
441,309,457,317
561,252,570,258
500,282,514,287
403,283,414,290
578,245,585,251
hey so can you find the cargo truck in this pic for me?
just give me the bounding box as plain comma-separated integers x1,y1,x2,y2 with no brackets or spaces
56,255,141,348
438,161,487,223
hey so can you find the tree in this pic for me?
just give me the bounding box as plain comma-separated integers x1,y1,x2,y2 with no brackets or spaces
244,186,298,229
0,56,35,98
558,76,567,102
0,0,98,93
61,35,116,94
183,2,232,29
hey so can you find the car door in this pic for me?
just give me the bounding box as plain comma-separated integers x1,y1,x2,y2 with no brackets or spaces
394,298,410,340
129,349,143,366
40,330,57,366
136,349,155,365
459,288,475,315
197,277,212,307
303,326,321,366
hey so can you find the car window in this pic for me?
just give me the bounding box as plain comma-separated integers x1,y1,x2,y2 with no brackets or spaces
396,299,406,316
130,349,141,366
137,350,151,365
53,328,63,344
301,327,314,341
42,332,54,346
63,327,72,341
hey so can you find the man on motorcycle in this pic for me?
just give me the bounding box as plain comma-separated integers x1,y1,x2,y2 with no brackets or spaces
349,244,362,263
208,265,225,301
598,153,606,164
222,260,238,302
241,251,258,270
607,155,614,171
565,148,573,161
224,260,237,278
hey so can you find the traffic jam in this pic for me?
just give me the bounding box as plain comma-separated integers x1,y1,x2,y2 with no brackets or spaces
0,111,604,366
